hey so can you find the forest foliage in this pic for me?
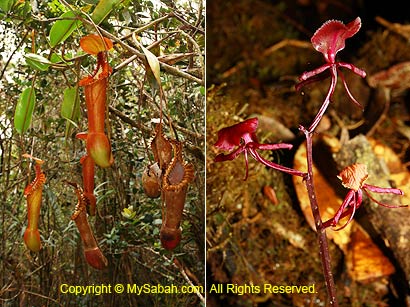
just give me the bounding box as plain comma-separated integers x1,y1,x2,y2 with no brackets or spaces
0,0,204,306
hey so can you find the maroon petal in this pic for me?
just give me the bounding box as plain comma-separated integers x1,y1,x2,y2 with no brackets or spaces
331,189,355,225
333,198,356,231
307,65,338,132
337,62,366,78
363,187,408,208
214,145,246,162
339,70,364,110
214,117,258,151
243,149,250,180
249,148,305,177
311,17,361,63
334,189,363,231
363,184,404,195
248,142,293,151
323,189,359,229
298,63,332,82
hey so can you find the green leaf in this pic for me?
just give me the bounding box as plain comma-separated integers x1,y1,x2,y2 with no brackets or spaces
145,65,159,96
50,53,64,63
0,0,14,12
49,10,82,48
50,53,73,67
14,87,36,134
91,0,123,24
61,86,80,119
121,206,136,219
61,86,80,138
25,53,51,71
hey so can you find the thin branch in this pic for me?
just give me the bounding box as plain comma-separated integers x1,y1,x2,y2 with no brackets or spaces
119,13,173,40
178,29,204,82
21,290,63,306
173,259,205,304
79,19,203,85
108,106,150,134
108,106,203,140
0,29,29,81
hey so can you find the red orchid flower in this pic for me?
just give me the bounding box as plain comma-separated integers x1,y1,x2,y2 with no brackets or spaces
78,34,114,168
323,163,408,230
214,117,305,180
296,17,366,132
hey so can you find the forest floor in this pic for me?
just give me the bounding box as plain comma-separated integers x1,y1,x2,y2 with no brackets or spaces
206,1,410,306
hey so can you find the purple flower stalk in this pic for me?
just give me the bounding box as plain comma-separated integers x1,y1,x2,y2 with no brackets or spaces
214,117,305,179
323,163,408,230
296,17,367,132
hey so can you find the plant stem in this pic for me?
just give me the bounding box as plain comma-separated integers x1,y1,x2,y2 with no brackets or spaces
301,126,338,306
